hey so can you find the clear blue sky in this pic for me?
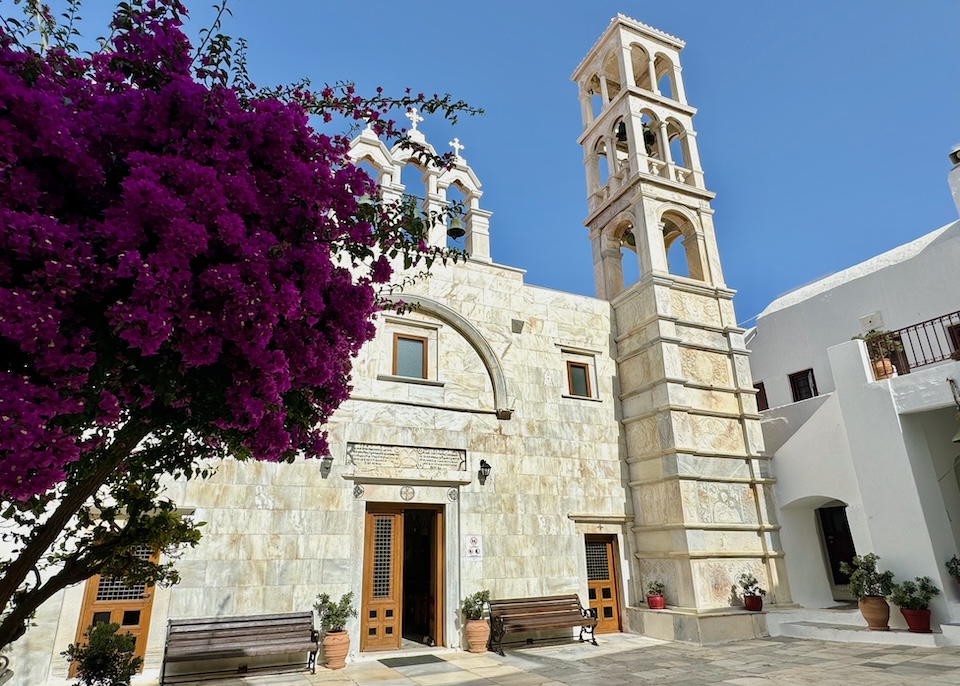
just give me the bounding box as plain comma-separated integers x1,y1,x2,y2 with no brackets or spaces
33,1,960,325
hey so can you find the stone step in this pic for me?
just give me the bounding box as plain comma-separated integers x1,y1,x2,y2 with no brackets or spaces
778,620,945,647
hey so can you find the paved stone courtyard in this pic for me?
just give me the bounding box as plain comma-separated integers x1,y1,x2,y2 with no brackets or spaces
175,633,960,686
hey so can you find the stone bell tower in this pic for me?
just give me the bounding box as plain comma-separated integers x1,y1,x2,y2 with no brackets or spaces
572,15,790,642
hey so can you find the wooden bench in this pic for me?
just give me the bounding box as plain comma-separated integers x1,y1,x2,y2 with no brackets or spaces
487,594,598,656
160,611,319,685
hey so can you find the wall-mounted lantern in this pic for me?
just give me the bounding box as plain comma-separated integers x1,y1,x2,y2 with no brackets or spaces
478,459,492,486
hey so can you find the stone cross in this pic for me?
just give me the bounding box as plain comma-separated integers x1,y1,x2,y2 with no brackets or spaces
449,138,465,158
405,107,424,131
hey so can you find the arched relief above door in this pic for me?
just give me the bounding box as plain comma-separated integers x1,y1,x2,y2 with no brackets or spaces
380,294,513,419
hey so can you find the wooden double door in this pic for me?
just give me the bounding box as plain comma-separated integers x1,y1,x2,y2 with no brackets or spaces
361,504,444,651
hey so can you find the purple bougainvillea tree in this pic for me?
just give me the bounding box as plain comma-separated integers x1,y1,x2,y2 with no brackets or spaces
0,0,476,648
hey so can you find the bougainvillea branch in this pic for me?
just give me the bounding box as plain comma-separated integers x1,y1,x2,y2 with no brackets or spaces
0,0,478,649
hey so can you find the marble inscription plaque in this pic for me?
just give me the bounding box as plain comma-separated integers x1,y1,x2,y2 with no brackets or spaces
347,443,466,472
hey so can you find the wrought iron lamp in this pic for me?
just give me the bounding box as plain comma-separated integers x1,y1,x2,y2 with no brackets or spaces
478,459,492,485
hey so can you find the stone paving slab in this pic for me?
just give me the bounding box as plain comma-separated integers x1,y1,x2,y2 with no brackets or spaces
168,633,960,685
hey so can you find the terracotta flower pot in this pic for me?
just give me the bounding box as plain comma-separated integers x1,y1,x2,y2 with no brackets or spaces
744,595,763,612
646,594,665,610
859,595,890,631
465,618,490,653
322,630,350,670
901,608,932,633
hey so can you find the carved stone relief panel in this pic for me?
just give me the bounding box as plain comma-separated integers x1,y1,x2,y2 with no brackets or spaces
684,387,740,416
680,348,731,388
670,291,721,327
733,354,753,388
691,559,767,608
625,417,660,458
680,481,758,526
688,415,744,455
637,481,684,526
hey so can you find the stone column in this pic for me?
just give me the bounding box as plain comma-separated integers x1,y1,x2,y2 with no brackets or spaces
647,59,659,95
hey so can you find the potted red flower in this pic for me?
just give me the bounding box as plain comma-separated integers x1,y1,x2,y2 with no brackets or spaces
646,580,665,610
891,577,940,633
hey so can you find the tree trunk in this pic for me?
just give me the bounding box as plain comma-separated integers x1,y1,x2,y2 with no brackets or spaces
0,417,152,650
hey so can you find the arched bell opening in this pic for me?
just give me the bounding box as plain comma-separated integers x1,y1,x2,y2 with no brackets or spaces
354,157,383,188
618,224,640,289
587,74,604,119
630,43,652,91
661,211,705,282
654,54,676,100
444,181,468,249
611,118,631,181
603,52,622,101
399,162,430,244
594,138,610,190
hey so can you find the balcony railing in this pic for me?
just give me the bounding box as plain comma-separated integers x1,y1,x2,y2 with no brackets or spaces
867,309,960,375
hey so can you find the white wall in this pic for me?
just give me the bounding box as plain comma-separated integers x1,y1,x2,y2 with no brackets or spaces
750,221,960,410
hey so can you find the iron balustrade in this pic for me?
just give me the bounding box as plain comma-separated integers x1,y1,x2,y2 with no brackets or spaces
866,310,960,375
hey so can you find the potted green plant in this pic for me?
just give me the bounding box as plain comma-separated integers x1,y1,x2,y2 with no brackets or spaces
852,330,904,380
62,622,142,686
645,580,665,610
314,592,357,670
891,576,940,633
839,553,895,630
946,555,960,583
460,590,490,653
737,573,766,612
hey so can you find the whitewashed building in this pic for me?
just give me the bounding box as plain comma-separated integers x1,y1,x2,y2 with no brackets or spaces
749,146,960,642
7,14,797,684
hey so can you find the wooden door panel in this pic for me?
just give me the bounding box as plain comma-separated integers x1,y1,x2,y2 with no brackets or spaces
585,535,621,633
361,510,403,651
71,548,156,676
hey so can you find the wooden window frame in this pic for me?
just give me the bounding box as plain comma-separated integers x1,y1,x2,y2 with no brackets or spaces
392,333,428,379
788,368,818,403
754,382,769,411
566,361,592,398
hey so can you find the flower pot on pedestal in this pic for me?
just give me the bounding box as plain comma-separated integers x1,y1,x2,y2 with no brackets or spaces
743,595,763,612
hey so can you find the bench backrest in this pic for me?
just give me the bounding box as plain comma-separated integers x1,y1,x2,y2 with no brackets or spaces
488,594,584,618
166,612,316,649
